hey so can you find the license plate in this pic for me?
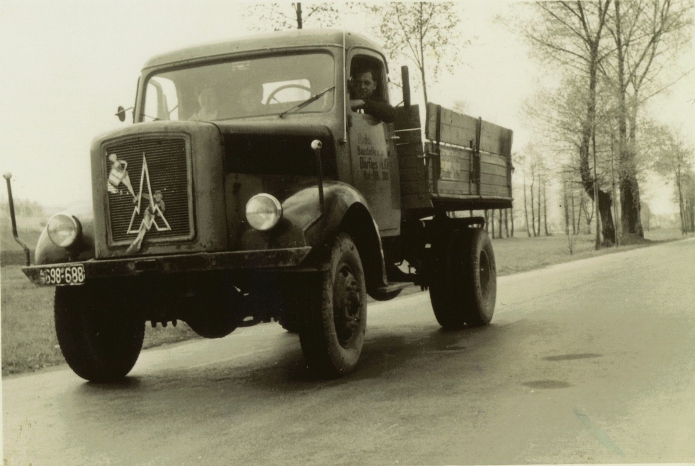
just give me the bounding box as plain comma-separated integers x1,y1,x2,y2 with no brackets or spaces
38,264,86,286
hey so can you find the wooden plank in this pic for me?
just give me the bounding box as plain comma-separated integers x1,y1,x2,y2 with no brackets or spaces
480,121,514,156
480,153,508,168
435,179,471,195
479,184,511,197
440,171,471,183
425,103,478,147
480,163,509,177
480,172,508,187
439,145,471,182
425,103,513,157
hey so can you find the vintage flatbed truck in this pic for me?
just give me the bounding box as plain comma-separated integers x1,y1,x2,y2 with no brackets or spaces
5,29,513,381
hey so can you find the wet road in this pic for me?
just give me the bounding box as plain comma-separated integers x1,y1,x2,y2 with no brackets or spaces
3,238,695,465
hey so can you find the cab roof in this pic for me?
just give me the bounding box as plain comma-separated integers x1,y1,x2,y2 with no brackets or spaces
143,29,385,70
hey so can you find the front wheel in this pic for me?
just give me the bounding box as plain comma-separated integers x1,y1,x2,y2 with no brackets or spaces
298,233,367,377
55,285,145,382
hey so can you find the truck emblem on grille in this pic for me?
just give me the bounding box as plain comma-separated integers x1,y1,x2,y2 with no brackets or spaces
126,154,171,253
107,153,135,198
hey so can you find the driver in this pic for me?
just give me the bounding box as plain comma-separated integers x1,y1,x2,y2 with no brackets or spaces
238,84,264,116
349,68,395,123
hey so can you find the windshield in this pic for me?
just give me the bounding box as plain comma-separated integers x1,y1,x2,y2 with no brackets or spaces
141,53,335,122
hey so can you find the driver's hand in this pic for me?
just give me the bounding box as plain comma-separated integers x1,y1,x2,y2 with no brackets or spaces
350,99,365,110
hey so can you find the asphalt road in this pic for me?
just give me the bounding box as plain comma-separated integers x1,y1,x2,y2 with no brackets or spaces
3,238,695,465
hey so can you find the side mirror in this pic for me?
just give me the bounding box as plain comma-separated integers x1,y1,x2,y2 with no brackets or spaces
401,66,411,108
116,106,133,122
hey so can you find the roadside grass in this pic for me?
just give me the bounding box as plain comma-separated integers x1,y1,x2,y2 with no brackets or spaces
1,227,686,377
494,227,685,275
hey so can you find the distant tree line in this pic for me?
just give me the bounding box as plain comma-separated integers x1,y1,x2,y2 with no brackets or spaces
0,198,45,218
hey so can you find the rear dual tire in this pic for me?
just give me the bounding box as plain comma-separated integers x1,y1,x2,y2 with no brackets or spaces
429,228,496,329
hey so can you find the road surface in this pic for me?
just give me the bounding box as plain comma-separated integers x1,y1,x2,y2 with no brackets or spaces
3,238,695,464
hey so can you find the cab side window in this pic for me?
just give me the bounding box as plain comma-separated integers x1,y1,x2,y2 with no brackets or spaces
349,56,388,103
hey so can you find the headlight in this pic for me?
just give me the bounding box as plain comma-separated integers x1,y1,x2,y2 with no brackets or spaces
47,214,81,248
245,194,282,231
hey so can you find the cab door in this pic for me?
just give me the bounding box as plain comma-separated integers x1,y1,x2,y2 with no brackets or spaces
347,54,400,237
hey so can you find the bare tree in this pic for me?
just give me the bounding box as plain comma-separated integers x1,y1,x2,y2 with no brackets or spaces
521,74,618,244
369,2,464,105
520,1,616,247
651,123,695,234
245,2,341,31
523,174,532,237
529,161,537,236
606,0,694,242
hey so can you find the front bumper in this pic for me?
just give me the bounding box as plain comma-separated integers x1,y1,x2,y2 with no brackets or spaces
22,247,313,286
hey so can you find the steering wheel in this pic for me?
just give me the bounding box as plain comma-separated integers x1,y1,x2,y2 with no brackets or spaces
265,83,312,105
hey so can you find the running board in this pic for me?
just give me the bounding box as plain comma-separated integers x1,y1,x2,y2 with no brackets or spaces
375,282,411,294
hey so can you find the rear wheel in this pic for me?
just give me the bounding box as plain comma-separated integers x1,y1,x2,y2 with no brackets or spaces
298,233,367,377
55,285,145,382
429,228,496,329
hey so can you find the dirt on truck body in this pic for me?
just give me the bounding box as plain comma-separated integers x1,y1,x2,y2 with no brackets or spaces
7,29,514,381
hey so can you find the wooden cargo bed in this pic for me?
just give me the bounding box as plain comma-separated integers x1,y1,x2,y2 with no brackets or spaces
394,103,514,217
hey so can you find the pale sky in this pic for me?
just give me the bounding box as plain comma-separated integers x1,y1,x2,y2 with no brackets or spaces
0,0,692,214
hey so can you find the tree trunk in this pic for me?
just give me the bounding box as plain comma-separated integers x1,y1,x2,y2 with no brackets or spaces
523,177,531,237
504,208,510,238
537,173,542,236
295,3,303,29
511,206,515,237
578,47,615,245
543,179,549,235
570,188,577,235
619,169,644,241
614,0,643,243
499,209,504,238
529,176,536,236
418,3,428,105
563,182,570,236
676,166,685,234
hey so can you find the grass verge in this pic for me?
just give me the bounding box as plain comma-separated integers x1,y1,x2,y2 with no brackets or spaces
1,228,686,377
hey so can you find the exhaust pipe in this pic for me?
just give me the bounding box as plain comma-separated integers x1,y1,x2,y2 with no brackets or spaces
3,173,31,266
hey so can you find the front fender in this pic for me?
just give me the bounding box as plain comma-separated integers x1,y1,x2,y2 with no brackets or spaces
285,181,388,292
35,201,95,265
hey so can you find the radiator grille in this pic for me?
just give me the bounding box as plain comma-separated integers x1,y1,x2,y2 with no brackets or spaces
104,137,193,245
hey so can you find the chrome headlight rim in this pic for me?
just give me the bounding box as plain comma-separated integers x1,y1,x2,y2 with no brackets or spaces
47,214,82,248
245,193,283,231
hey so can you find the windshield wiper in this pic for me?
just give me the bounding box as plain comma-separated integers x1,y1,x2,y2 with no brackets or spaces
279,86,335,118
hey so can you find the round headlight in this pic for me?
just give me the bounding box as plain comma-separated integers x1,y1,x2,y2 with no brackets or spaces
245,194,282,231
47,214,81,248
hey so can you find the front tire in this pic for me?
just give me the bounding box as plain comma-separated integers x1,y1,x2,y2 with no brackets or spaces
298,233,367,377
55,285,145,382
